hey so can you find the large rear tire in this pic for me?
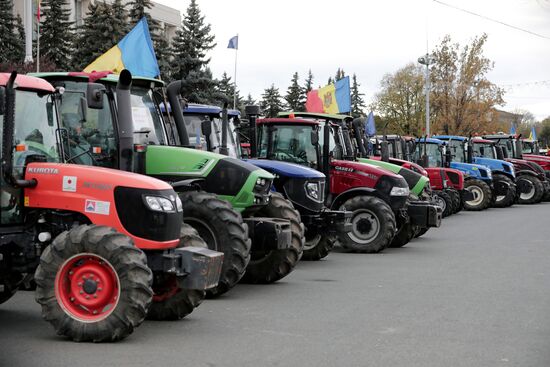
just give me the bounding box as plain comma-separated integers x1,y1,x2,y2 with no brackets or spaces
337,195,396,253
147,224,207,321
389,222,415,248
516,175,544,204
463,179,492,211
492,174,516,208
301,234,335,261
35,225,153,342
180,191,251,298
241,192,304,283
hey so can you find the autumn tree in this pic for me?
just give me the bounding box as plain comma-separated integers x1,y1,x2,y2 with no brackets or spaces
372,63,425,135
539,117,550,147
430,34,505,135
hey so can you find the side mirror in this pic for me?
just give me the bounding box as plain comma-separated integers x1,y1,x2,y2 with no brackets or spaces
479,146,484,156
444,149,452,167
495,145,504,160
46,102,54,126
201,118,212,137
0,86,5,115
380,141,390,162
79,96,88,122
421,154,429,168
311,129,319,146
86,83,105,109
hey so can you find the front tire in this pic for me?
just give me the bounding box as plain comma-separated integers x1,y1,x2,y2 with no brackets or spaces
516,175,544,204
301,234,335,261
446,189,461,214
435,191,453,217
180,191,251,298
389,222,415,248
147,224,207,321
463,179,492,211
337,195,396,253
35,225,153,342
241,192,304,283
492,174,516,208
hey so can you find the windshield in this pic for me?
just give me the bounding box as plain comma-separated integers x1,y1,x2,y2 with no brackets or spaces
413,142,443,167
130,86,167,145
182,114,218,151
522,141,538,154
258,123,317,166
447,140,466,163
493,139,514,157
473,142,496,159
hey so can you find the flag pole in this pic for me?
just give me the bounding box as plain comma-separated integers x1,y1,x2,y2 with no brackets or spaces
36,0,40,72
233,33,238,110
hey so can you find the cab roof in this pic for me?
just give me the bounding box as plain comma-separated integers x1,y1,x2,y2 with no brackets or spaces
0,73,55,93
257,117,320,126
416,137,446,145
29,71,164,88
471,137,495,144
278,111,352,121
432,135,466,141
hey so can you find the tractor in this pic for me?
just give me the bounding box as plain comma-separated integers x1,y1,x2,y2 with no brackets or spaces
33,72,302,297
412,137,494,211
170,102,351,260
362,133,467,217
277,112,441,246
433,136,517,208
482,133,550,202
1,72,223,341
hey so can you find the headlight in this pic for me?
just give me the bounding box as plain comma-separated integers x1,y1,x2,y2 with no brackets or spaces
305,181,321,201
390,186,409,196
175,196,183,212
442,179,448,188
486,170,492,179
144,195,175,212
254,177,271,194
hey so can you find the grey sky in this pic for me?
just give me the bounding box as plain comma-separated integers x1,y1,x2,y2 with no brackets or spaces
155,0,550,120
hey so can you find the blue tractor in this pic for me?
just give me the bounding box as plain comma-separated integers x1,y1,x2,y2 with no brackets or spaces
433,136,516,208
165,100,351,261
414,137,493,211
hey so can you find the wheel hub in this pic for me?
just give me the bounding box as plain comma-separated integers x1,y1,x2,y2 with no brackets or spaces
83,279,98,294
348,210,380,244
466,186,484,206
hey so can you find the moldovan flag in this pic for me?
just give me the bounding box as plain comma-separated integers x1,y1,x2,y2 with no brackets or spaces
305,76,351,114
529,126,537,140
84,17,160,78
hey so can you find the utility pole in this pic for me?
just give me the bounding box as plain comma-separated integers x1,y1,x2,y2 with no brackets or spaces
418,53,432,136
24,0,33,63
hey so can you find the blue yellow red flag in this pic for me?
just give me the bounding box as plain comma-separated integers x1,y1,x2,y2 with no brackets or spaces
529,126,537,140
84,17,160,78
305,76,351,114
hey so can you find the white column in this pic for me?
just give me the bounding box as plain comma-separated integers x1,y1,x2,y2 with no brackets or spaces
24,0,33,63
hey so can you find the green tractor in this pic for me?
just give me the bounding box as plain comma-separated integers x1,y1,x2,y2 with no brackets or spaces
33,71,304,297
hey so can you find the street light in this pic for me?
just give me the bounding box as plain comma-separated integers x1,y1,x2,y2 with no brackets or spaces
418,54,432,136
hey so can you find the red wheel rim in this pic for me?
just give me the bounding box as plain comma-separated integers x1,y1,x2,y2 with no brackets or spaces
55,253,120,322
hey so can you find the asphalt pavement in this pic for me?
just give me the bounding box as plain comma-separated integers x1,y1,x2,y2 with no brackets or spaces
1,202,549,367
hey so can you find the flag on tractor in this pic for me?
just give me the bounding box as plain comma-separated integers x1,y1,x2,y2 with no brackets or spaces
305,76,351,114
227,35,238,49
529,126,537,140
84,17,160,78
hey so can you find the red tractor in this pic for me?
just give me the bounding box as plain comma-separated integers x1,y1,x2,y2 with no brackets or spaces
0,73,223,341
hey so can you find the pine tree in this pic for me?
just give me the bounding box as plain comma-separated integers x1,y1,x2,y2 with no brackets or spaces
327,76,333,85
285,72,305,111
335,68,345,81
243,93,256,107
350,74,366,118
261,84,286,117
39,0,74,70
110,0,129,42
215,71,243,108
14,14,26,62
304,69,314,93
171,0,216,98
0,0,25,64
73,2,114,70
128,0,171,79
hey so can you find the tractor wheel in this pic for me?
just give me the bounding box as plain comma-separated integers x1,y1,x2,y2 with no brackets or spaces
179,191,251,298
35,225,153,342
435,191,453,218
389,222,415,248
337,195,396,253
516,175,545,204
147,224,207,321
446,189,461,214
414,227,429,238
241,192,304,283
301,234,335,261
492,174,516,208
463,179,492,211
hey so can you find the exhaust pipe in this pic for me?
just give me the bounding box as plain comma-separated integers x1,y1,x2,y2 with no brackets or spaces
115,69,135,172
166,80,190,146
219,103,229,156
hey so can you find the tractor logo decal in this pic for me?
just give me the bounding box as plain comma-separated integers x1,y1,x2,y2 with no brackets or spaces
84,200,111,215
160,158,216,177
27,167,59,174
334,166,354,173
62,176,77,192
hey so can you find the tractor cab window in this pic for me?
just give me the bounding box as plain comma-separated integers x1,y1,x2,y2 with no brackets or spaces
522,141,538,154
182,114,219,151
413,142,442,168
210,116,239,158
447,140,466,163
59,81,117,168
473,142,496,159
258,124,317,167
129,87,167,146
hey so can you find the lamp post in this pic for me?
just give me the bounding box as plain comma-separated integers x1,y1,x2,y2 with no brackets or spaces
418,53,432,136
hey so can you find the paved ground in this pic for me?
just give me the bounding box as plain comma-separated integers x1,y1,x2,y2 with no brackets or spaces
1,202,550,367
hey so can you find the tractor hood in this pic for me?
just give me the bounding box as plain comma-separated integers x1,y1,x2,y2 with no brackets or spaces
245,159,325,179
505,157,545,175
357,158,429,196
472,157,515,178
522,154,550,171
450,162,492,180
